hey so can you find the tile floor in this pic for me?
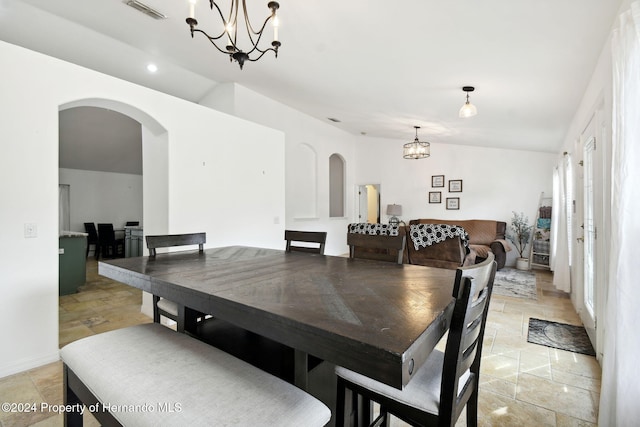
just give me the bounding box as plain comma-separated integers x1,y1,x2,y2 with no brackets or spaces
0,260,601,427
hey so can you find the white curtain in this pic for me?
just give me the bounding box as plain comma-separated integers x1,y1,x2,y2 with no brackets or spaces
599,2,640,425
550,157,570,292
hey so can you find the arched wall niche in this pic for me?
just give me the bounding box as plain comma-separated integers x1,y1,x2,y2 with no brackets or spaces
329,153,346,218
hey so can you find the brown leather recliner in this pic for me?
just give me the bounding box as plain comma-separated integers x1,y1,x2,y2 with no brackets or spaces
404,219,510,270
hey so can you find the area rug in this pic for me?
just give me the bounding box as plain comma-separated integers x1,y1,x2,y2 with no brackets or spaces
527,318,596,356
492,268,537,300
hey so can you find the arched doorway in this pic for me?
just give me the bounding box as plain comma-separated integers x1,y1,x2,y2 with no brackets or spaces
57,98,169,330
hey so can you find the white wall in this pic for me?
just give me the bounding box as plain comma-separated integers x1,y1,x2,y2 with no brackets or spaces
0,40,285,378
199,83,559,260
557,13,615,358
59,168,143,232
200,83,357,255
354,137,558,266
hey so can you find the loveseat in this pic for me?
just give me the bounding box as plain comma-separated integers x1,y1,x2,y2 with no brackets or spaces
403,219,510,270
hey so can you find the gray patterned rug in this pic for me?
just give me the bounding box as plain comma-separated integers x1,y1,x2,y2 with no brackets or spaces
492,268,537,300
527,318,596,356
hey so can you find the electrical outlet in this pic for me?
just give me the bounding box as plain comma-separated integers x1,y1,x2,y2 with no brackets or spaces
24,223,38,238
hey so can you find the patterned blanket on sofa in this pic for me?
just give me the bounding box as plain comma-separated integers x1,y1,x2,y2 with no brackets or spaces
348,223,400,236
409,224,469,250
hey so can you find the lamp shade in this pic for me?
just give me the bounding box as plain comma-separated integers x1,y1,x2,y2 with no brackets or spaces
386,204,402,216
459,101,478,118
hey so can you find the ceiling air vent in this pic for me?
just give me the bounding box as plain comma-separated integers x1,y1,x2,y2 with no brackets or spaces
125,0,167,20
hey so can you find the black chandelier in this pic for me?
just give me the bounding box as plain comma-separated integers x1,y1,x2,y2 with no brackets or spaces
186,0,281,70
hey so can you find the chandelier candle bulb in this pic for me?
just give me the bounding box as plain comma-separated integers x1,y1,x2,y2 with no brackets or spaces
188,0,196,19
273,16,279,42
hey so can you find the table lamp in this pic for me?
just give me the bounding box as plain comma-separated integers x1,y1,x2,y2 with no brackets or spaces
386,204,402,226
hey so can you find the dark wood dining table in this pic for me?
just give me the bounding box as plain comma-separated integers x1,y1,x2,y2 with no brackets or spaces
98,246,456,391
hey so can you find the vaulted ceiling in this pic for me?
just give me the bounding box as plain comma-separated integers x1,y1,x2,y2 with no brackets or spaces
0,0,623,168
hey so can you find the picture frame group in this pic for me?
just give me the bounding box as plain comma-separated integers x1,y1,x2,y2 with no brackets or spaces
430,175,463,208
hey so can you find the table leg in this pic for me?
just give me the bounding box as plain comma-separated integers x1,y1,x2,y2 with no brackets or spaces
294,349,308,390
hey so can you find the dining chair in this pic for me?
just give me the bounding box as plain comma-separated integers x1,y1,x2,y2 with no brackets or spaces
83,222,99,258
97,223,124,259
284,230,327,254
146,233,207,333
335,253,497,427
347,231,406,264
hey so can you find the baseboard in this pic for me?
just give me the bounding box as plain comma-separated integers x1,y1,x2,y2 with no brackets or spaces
0,351,60,379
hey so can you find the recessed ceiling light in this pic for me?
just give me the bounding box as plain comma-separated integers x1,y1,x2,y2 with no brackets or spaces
146,63,158,73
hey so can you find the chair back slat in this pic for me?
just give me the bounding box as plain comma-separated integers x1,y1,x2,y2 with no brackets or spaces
439,253,496,423
284,230,327,255
84,223,98,242
146,233,206,257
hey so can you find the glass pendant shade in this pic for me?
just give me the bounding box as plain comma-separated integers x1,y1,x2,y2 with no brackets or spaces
459,101,478,118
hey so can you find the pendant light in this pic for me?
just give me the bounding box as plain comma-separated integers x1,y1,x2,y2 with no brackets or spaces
403,126,430,159
459,86,478,118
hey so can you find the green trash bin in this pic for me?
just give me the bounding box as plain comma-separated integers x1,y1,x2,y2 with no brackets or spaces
59,233,87,296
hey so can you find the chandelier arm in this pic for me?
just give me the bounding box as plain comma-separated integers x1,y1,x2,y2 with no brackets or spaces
191,28,234,54
242,46,278,62
210,0,237,32
242,0,275,35
239,10,276,55
210,0,240,50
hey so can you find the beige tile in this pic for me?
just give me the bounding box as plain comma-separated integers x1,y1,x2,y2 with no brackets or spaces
0,372,50,427
551,368,601,393
28,361,63,404
480,353,520,382
58,324,94,348
492,331,550,359
478,389,556,426
519,352,551,380
549,349,601,380
556,412,597,427
516,373,599,423
479,374,517,399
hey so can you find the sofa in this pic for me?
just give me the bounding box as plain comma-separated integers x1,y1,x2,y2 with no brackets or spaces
403,219,510,270
347,223,405,263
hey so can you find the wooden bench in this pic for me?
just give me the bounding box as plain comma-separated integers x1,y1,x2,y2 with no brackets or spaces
61,323,331,426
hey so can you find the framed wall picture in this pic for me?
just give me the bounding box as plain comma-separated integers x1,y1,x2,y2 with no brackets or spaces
429,191,441,204
431,175,444,188
448,179,463,193
446,197,460,210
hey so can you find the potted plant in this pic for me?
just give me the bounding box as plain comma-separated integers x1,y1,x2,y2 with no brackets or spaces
508,211,533,270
